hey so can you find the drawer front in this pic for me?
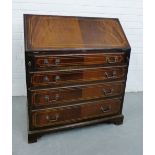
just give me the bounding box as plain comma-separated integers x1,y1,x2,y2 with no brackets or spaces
29,66,127,87
27,53,128,70
31,82,124,108
32,98,121,128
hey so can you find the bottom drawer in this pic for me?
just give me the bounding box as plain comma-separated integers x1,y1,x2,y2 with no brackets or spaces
31,98,121,128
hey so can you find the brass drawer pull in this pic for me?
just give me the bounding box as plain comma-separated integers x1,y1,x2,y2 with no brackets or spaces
46,114,59,122
53,94,60,101
43,76,49,82
55,75,60,81
44,95,49,102
44,94,59,103
100,105,111,113
55,58,60,65
44,59,49,64
102,88,113,96
106,56,118,64
105,71,117,79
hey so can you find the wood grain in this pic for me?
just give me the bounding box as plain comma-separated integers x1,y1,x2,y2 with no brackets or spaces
31,98,121,128
24,14,131,143
30,82,124,108
29,66,127,87
27,52,128,70
24,14,130,51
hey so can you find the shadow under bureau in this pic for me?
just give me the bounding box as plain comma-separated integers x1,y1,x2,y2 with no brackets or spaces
24,14,131,143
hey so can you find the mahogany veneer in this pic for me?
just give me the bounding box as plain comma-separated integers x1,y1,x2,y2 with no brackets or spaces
24,14,131,143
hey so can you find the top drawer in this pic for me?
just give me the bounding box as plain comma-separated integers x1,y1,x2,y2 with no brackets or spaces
26,52,128,70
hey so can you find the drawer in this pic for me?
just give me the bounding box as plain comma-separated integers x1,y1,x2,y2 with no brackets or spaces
31,98,121,128
29,66,127,87
30,82,124,108
27,52,128,70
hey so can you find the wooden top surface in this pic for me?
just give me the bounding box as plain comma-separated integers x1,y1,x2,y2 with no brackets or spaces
24,14,130,51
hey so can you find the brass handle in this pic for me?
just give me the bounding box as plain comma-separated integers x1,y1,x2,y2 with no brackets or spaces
43,76,49,82
102,88,113,96
46,114,59,122
44,95,49,102
55,75,60,81
55,58,60,65
105,71,117,79
44,59,49,64
100,105,111,113
44,94,59,103
53,94,60,101
106,56,118,64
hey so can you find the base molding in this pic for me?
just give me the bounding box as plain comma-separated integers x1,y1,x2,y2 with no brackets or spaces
28,114,124,143
28,134,38,143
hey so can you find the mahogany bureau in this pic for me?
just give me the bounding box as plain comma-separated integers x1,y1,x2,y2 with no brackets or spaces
24,14,131,143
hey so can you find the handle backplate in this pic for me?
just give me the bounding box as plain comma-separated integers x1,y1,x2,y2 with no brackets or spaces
100,105,111,113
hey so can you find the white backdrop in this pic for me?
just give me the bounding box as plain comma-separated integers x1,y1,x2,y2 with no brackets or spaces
12,0,143,96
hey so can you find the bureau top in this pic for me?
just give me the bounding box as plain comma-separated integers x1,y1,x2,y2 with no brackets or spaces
24,14,130,52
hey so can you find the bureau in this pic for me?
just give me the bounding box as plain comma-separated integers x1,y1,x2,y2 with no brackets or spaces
24,14,131,143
